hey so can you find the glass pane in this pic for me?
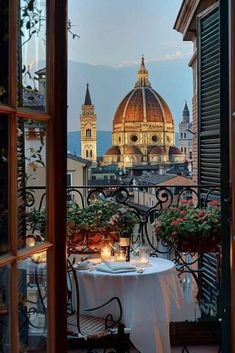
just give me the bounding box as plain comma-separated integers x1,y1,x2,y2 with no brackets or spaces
18,254,47,352
17,118,47,249
0,0,9,104
0,115,9,255
0,266,11,353
18,0,47,111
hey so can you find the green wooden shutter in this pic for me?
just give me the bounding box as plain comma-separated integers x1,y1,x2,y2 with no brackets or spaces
198,5,220,317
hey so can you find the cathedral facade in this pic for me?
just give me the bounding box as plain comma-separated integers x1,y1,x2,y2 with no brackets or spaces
103,56,184,169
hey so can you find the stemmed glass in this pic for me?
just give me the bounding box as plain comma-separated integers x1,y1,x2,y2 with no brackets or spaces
130,232,142,265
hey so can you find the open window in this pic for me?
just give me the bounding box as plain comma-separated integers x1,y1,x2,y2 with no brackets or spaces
0,1,67,352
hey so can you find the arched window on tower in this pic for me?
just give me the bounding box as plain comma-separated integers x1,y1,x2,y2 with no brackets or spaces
90,150,92,158
86,129,91,138
86,150,89,158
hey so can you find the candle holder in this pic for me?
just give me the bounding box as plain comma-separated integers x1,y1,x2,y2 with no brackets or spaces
115,249,126,262
100,236,112,260
138,245,150,267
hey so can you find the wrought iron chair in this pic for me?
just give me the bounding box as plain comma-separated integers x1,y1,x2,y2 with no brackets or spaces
66,258,139,353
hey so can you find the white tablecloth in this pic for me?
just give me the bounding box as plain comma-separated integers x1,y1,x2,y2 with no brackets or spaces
75,257,183,353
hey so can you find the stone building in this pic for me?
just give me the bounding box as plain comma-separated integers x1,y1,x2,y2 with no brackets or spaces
103,56,184,169
179,101,193,172
80,84,97,163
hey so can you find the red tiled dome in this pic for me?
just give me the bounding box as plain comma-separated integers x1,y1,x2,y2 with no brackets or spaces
105,146,121,156
169,146,183,155
149,146,165,155
113,87,173,125
124,146,142,155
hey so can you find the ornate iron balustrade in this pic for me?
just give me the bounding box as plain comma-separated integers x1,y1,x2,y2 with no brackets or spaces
25,184,221,320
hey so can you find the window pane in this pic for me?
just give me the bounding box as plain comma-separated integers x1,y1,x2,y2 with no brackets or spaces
0,266,11,353
18,254,47,352
18,0,47,111
0,0,9,104
17,119,47,249
0,115,9,255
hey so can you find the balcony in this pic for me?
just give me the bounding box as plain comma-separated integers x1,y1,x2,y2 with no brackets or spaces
21,183,222,352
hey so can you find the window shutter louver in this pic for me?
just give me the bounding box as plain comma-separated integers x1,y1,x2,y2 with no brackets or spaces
198,5,220,317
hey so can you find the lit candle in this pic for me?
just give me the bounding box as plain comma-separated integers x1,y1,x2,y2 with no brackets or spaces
101,246,111,260
138,246,149,267
115,250,126,262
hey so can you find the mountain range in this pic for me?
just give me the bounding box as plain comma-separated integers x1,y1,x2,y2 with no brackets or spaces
67,131,180,157
67,59,192,132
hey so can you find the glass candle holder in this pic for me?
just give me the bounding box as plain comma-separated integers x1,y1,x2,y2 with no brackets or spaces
100,236,112,260
115,249,126,262
138,245,149,267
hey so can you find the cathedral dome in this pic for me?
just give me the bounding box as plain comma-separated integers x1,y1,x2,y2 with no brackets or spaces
149,146,165,155
113,88,173,125
113,56,173,126
105,146,121,155
103,56,176,169
169,146,183,155
125,146,142,155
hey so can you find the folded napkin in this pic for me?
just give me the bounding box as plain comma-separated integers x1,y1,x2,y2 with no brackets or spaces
96,261,136,273
76,260,91,269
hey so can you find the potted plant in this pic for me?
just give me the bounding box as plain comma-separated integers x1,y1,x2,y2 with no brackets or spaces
66,200,138,252
153,200,221,253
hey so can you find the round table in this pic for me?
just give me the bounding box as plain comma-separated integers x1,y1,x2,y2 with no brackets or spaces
75,257,183,353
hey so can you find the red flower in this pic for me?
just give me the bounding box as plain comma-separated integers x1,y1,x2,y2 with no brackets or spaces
208,200,219,206
197,210,205,218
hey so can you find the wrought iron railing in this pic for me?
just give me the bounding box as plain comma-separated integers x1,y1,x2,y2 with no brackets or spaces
24,184,221,322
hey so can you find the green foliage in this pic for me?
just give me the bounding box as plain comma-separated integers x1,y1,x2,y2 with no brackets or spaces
67,200,138,234
26,208,46,235
153,200,221,244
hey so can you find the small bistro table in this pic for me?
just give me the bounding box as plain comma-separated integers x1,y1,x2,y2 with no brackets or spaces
74,257,183,353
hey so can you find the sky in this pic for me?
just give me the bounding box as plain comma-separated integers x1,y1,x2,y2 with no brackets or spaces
68,0,192,67
66,0,193,132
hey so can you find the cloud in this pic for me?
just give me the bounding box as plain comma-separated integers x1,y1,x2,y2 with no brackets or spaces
163,50,192,61
115,50,192,68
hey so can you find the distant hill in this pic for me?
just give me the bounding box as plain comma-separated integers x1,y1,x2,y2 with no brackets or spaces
68,131,180,157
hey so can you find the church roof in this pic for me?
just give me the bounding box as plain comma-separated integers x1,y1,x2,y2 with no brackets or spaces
169,146,183,155
149,146,166,155
84,83,92,105
124,146,142,155
113,57,174,126
104,146,121,156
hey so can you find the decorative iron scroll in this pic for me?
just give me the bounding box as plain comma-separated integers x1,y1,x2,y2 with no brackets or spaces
25,184,221,320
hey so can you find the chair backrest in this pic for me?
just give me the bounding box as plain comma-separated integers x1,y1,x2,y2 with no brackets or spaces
67,258,81,335
66,258,123,337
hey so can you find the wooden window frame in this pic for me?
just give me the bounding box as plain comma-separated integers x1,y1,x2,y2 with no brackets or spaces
0,0,67,352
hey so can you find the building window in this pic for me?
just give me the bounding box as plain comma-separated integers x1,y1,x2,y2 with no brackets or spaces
90,150,92,158
189,151,192,159
181,147,183,152
67,173,72,186
184,147,187,153
131,134,138,143
86,129,91,137
86,150,89,158
104,175,108,180
181,132,183,138
184,133,186,138
152,135,159,142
